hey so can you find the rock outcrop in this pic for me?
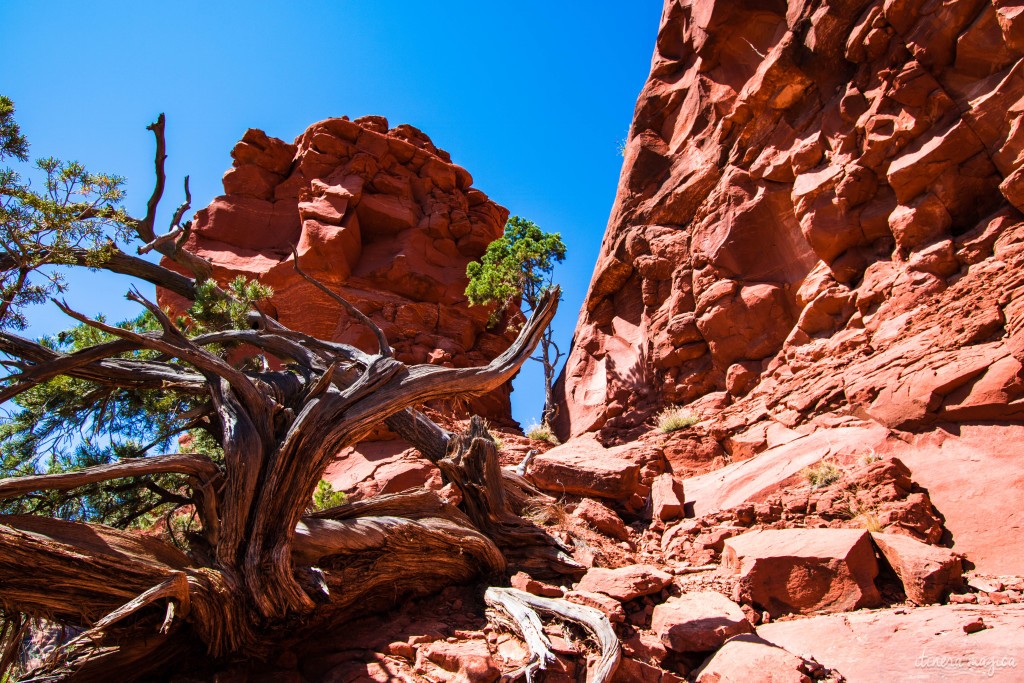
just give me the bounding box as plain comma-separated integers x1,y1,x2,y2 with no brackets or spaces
553,0,1024,574
160,115,515,422
556,0,1024,437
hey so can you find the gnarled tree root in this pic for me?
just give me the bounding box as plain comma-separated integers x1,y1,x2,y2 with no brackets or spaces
440,417,583,580
485,587,621,683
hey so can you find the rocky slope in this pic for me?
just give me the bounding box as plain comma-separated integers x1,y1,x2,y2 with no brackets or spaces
553,0,1024,573
159,115,516,423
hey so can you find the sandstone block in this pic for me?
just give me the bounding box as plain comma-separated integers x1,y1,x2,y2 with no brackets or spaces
871,532,962,605
652,591,752,652
651,474,685,522
694,634,811,683
572,498,630,541
722,528,881,615
575,565,672,602
530,440,640,499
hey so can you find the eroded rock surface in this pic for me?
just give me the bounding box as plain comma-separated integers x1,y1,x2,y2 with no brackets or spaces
758,604,1024,683
160,115,516,423
553,0,1024,578
555,0,1024,438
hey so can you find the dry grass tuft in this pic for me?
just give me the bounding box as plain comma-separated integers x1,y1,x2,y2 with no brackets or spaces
526,422,559,445
802,460,843,489
523,498,570,527
657,406,699,433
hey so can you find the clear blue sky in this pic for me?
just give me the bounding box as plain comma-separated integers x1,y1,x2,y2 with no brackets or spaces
1,1,662,427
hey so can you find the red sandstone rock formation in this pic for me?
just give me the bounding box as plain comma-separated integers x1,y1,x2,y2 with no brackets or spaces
159,115,515,422
553,0,1024,574
556,0,1024,438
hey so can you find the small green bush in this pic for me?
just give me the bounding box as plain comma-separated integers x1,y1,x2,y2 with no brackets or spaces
657,406,699,433
803,461,842,489
311,480,348,511
526,422,559,445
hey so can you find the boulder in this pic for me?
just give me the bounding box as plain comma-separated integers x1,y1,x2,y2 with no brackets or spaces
529,436,640,499
416,640,499,683
652,591,753,652
651,474,685,522
572,498,630,541
693,634,811,683
722,528,881,615
510,571,563,598
564,590,626,624
575,565,672,602
870,532,963,605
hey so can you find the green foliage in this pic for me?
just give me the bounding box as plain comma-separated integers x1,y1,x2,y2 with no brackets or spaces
465,216,567,425
184,275,273,333
311,480,348,511
657,405,699,433
0,96,28,161
803,460,843,489
0,312,203,526
0,95,129,330
465,216,566,325
526,422,559,445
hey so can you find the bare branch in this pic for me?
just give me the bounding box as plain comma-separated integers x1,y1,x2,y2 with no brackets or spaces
290,244,392,357
384,408,453,463
138,175,192,256
139,114,168,243
339,286,560,432
0,332,207,403
0,453,220,501
170,175,192,231
129,115,212,281
52,297,271,421
0,246,201,301
193,329,327,372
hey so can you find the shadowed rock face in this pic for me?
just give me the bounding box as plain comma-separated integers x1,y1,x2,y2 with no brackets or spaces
554,0,1024,440
160,115,517,423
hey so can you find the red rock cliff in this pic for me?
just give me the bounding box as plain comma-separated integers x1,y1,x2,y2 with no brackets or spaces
556,0,1024,441
161,115,515,422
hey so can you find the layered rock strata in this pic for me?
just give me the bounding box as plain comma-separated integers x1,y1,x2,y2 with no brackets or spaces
160,115,515,421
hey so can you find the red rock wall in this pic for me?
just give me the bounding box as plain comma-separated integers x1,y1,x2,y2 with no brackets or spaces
555,0,1024,440
161,115,515,423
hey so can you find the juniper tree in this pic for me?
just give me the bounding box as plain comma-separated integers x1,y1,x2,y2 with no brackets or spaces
465,216,567,428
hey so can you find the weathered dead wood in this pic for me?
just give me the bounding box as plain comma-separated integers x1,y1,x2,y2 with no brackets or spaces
20,625,196,683
0,453,219,501
438,416,582,579
0,516,187,624
309,488,472,526
312,516,504,620
485,587,621,683
514,449,538,477
0,247,202,302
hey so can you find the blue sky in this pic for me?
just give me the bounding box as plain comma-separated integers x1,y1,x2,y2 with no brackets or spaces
1,1,662,426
